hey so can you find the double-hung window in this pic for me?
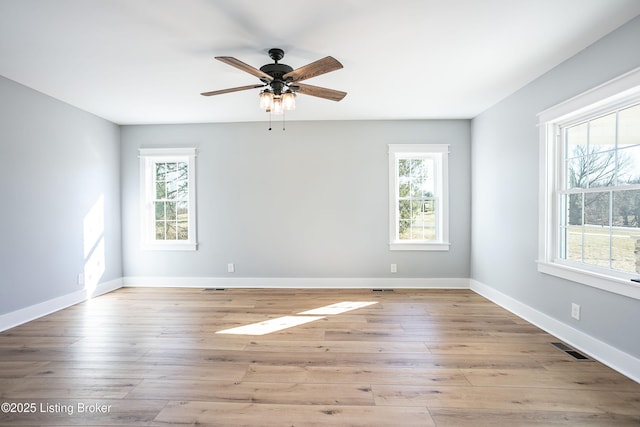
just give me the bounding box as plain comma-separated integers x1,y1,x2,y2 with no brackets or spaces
538,67,640,299
139,148,197,250
388,144,449,251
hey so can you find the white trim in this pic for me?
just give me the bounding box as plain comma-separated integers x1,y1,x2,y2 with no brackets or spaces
388,144,450,251
537,261,640,301
537,66,640,123
538,67,640,297
123,276,470,289
138,147,197,157
139,147,198,251
389,242,451,251
470,279,640,384
0,278,122,332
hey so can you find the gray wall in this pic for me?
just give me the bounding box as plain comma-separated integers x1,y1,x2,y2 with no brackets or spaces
0,75,121,315
121,120,471,279
471,16,640,357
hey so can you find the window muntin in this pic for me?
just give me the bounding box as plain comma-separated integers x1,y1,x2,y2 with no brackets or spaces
389,144,449,251
140,148,197,250
558,104,640,276
538,67,640,300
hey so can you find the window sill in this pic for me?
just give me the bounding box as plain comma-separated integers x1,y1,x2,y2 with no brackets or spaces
141,242,198,251
389,242,450,251
537,261,640,301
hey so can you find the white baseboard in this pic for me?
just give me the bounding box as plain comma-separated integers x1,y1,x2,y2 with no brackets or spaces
0,278,123,332
122,276,470,289
470,279,640,384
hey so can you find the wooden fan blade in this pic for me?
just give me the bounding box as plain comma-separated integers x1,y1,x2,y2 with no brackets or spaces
282,56,343,82
200,84,264,96
215,56,274,81
294,83,347,101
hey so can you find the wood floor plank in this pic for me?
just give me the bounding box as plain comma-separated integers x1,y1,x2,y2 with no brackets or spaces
0,398,167,426
429,408,640,427
372,384,640,415
0,377,140,399
461,367,640,391
151,401,435,427
242,364,471,386
0,287,638,426
126,378,376,406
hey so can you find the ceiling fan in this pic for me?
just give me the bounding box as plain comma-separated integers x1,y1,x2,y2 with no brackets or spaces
201,48,347,114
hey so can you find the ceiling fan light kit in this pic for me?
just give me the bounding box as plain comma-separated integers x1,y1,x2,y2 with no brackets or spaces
201,48,346,119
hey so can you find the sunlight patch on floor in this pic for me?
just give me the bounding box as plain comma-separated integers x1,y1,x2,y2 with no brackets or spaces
216,316,325,335
298,301,378,315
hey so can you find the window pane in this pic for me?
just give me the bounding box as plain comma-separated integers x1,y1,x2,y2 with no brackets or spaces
166,222,177,240
410,159,425,177
177,161,188,176
566,156,588,189
399,179,410,198
177,222,189,240
165,202,176,220
583,192,611,268
409,220,426,240
411,179,425,197
618,103,640,148
612,189,640,273
398,159,410,178
584,191,609,227
566,157,587,189
399,200,411,220
411,201,424,217
617,145,640,185
589,112,616,152
561,193,582,262
177,201,188,218
587,150,616,188
155,202,165,221
612,233,636,273
166,180,177,199
155,181,166,199
399,220,411,239
566,122,588,158
155,221,166,240
583,232,611,269
613,189,640,227
566,193,583,226
155,162,167,180
564,226,582,262
423,227,436,241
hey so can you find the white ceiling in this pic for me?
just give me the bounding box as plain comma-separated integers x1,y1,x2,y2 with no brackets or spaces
1,0,639,125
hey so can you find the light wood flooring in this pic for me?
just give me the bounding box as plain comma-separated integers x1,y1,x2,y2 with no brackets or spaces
0,288,639,426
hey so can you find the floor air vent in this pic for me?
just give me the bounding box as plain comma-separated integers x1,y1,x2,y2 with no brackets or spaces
371,289,394,292
550,342,591,361
203,288,227,291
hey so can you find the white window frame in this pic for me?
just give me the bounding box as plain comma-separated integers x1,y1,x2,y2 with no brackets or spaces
388,144,450,251
139,147,198,251
537,67,640,300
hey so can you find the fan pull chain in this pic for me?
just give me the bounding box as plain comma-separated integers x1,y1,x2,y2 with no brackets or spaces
266,111,287,131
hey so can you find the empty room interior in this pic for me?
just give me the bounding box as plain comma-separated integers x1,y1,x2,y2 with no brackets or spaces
1,1,640,425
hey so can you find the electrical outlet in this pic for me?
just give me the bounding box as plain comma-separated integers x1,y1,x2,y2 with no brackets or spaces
571,303,580,320
227,263,235,273
77,273,85,286
390,264,397,273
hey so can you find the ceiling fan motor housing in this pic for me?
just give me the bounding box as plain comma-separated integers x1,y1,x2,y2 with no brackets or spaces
259,63,294,94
